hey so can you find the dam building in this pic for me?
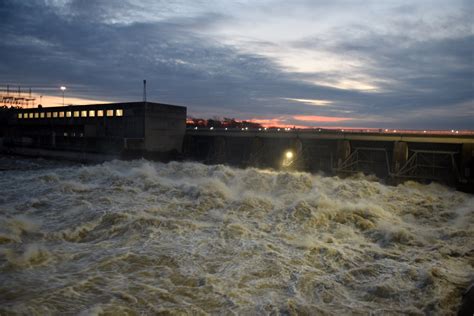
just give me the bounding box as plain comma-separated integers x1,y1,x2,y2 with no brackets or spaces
2,101,186,160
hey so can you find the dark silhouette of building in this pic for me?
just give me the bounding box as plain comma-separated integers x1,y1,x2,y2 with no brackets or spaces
3,101,186,159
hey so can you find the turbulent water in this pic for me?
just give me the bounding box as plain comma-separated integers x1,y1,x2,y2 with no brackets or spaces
0,157,473,315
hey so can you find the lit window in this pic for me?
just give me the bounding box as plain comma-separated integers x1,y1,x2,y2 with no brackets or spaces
64,132,68,137
66,111,72,117
29,113,33,118
18,113,22,119
59,112,65,118
106,109,114,117
89,110,95,117
97,110,104,117
53,112,58,118
34,113,39,118
81,110,87,117
46,112,51,118
40,112,45,118
73,111,79,117
116,109,123,116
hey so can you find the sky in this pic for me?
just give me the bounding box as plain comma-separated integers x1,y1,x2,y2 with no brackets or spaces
0,0,473,129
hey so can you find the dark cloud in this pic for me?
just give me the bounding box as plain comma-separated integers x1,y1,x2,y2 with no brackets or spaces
290,20,474,125
0,1,357,113
0,0,472,129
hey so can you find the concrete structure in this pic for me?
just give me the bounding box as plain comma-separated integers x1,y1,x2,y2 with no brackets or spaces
1,100,473,191
184,128,474,192
2,102,186,160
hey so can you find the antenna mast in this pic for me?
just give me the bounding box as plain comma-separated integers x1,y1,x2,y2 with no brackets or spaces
143,79,147,102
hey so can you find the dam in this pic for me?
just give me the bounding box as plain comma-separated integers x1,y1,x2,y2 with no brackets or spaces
184,128,474,192
1,102,473,191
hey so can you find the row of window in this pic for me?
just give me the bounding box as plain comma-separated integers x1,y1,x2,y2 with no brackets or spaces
17,109,123,119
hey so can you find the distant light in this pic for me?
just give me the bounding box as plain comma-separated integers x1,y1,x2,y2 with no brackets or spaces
264,127,267,130
341,129,344,132
60,86,66,91
241,128,245,131
225,127,228,131
318,128,321,132
451,129,455,133
210,127,214,130
285,151,294,159
258,128,261,131
245,127,248,130
456,130,459,134
393,130,397,132
384,129,388,132
277,128,280,131
194,127,198,130
423,130,427,133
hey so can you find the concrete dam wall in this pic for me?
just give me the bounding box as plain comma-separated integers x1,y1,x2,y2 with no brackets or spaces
2,102,473,191
183,129,474,192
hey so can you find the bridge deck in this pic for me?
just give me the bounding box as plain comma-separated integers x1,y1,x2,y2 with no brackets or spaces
186,129,474,144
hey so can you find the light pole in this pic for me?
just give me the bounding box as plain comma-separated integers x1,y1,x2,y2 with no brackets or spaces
60,86,66,106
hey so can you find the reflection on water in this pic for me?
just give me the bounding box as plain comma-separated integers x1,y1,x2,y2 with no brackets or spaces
0,158,472,314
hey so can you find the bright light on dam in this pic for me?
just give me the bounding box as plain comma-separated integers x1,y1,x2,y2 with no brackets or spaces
282,150,296,167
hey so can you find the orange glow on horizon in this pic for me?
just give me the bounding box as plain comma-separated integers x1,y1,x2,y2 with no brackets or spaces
292,115,352,123
40,95,110,107
249,118,308,129
11,94,110,108
248,115,353,128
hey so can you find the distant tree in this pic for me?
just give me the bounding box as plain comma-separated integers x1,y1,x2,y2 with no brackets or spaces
186,117,263,129
207,119,222,128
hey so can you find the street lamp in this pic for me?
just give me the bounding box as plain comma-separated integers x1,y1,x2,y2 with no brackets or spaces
60,86,66,106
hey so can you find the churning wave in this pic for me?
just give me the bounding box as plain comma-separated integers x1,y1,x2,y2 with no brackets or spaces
0,158,472,315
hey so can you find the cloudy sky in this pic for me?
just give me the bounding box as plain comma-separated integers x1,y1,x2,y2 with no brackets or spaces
1,0,473,129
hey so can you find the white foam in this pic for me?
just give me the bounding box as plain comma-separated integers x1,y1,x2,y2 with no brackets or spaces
0,159,472,314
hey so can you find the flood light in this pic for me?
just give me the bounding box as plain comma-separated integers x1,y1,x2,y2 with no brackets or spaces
282,150,296,167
